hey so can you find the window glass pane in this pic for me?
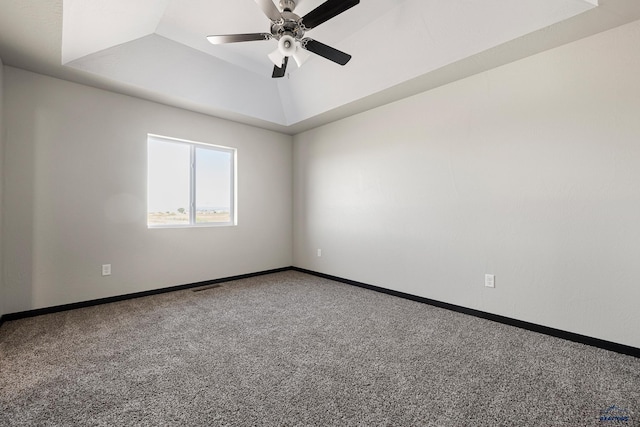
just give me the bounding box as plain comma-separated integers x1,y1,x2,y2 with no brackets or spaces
147,139,191,226
195,147,232,223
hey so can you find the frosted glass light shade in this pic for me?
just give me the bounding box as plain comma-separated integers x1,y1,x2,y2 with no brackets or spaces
268,48,284,66
292,46,310,67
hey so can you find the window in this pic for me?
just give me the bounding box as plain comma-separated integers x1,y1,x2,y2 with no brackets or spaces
147,134,236,228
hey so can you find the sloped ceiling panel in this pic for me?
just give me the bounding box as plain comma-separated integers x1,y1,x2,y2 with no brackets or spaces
278,0,598,124
62,0,171,64
67,34,287,124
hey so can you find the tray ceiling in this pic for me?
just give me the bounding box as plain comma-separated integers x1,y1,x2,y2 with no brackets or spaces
6,1,640,134
60,0,596,127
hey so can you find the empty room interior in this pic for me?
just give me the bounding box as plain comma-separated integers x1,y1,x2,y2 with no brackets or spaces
1,0,640,425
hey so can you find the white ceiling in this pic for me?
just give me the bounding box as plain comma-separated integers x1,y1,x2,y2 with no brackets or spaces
2,0,640,134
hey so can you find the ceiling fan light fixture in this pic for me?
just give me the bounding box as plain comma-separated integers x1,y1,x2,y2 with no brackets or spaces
268,48,285,66
292,45,310,67
269,38,309,69
278,34,297,57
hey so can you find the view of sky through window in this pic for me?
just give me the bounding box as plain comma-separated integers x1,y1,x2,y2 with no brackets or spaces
147,135,234,227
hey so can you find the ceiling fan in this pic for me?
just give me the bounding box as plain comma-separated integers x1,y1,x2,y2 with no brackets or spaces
207,0,359,78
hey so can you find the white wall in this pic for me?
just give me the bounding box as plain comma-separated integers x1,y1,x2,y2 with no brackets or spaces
3,67,293,313
293,19,640,348
0,58,5,318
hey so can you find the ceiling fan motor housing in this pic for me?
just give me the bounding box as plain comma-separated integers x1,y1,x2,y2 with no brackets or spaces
280,0,296,12
271,13,304,41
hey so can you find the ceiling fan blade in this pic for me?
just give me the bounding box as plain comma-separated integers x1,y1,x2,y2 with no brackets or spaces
254,0,282,22
302,39,351,65
301,0,359,29
272,56,289,78
207,33,271,44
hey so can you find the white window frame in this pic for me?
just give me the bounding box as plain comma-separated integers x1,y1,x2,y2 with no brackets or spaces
147,134,237,229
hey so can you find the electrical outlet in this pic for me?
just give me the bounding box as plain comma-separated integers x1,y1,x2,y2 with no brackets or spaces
317,249,322,257
485,274,495,288
102,264,111,276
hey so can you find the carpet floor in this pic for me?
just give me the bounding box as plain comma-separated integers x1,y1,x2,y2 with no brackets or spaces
1,271,639,426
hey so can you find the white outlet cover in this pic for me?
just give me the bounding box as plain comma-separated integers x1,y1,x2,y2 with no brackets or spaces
102,264,112,276
485,274,495,288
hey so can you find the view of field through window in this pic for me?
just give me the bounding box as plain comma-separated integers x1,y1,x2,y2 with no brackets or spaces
147,136,234,227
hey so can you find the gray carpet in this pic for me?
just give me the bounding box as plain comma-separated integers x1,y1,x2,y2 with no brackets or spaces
1,271,639,426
